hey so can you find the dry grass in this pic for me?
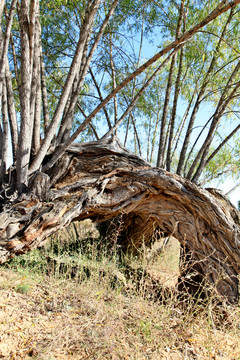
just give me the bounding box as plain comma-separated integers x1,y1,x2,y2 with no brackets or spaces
1,232,240,359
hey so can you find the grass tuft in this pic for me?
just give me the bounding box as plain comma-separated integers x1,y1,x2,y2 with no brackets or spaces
1,223,240,359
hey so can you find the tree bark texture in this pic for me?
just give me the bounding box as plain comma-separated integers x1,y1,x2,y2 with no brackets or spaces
17,0,32,189
5,60,18,161
176,8,234,177
157,0,184,169
31,0,240,178
28,0,102,175
0,139,240,303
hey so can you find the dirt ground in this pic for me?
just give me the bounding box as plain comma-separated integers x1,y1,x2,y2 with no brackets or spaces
1,257,240,359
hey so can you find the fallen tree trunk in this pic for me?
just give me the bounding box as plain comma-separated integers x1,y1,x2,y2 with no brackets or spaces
1,138,240,302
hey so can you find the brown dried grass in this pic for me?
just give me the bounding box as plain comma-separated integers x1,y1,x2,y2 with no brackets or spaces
0,235,240,359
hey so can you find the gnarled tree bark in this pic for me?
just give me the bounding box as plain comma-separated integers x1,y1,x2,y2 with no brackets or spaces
0,138,240,303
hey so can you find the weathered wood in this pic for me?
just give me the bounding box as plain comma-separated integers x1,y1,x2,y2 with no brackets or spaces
1,138,240,302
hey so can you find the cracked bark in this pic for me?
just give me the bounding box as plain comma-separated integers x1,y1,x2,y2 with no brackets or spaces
0,139,240,303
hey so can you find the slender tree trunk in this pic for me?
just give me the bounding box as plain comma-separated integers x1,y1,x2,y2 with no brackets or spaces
124,116,130,147
150,109,161,164
170,89,196,168
124,15,144,147
131,113,142,157
5,60,18,162
0,0,5,26
109,38,118,128
28,0,240,176
156,55,176,168
122,91,142,156
29,0,38,72
10,32,20,91
89,67,112,130
40,45,50,134
76,103,99,140
41,48,179,173
191,82,240,183
0,82,8,180
16,0,32,191
166,47,184,171
29,0,102,174
31,5,41,156
147,115,152,162
101,48,181,141
206,122,240,166
157,0,184,168
183,116,212,177
56,0,120,146
32,58,41,155
57,31,92,145
0,0,18,101
187,61,240,181
176,8,234,176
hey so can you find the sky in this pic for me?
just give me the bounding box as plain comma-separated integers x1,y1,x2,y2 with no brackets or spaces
5,7,240,210
139,39,240,208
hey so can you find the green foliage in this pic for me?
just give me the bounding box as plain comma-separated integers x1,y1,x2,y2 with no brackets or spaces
201,138,240,185
3,0,240,185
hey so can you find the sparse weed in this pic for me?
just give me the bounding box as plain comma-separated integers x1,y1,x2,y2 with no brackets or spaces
1,220,240,359
15,282,31,294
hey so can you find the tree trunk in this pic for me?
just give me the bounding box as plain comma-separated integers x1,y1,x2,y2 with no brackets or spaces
29,0,102,175
17,0,32,190
156,54,176,168
5,60,18,162
157,0,184,169
0,82,8,180
0,138,240,303
176,8,234,176
89,67,112,130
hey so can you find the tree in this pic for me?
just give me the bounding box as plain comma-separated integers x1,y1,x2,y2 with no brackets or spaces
1,139,240,303
1,0,240,303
